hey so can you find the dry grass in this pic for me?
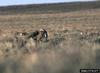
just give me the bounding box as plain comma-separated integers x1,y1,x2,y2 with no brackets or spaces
0,29,99,73
0,4,100,73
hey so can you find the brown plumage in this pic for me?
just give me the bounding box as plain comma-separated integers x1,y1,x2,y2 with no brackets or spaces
27,29,48,42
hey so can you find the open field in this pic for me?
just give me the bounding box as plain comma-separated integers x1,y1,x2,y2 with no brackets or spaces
0,1,100,73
